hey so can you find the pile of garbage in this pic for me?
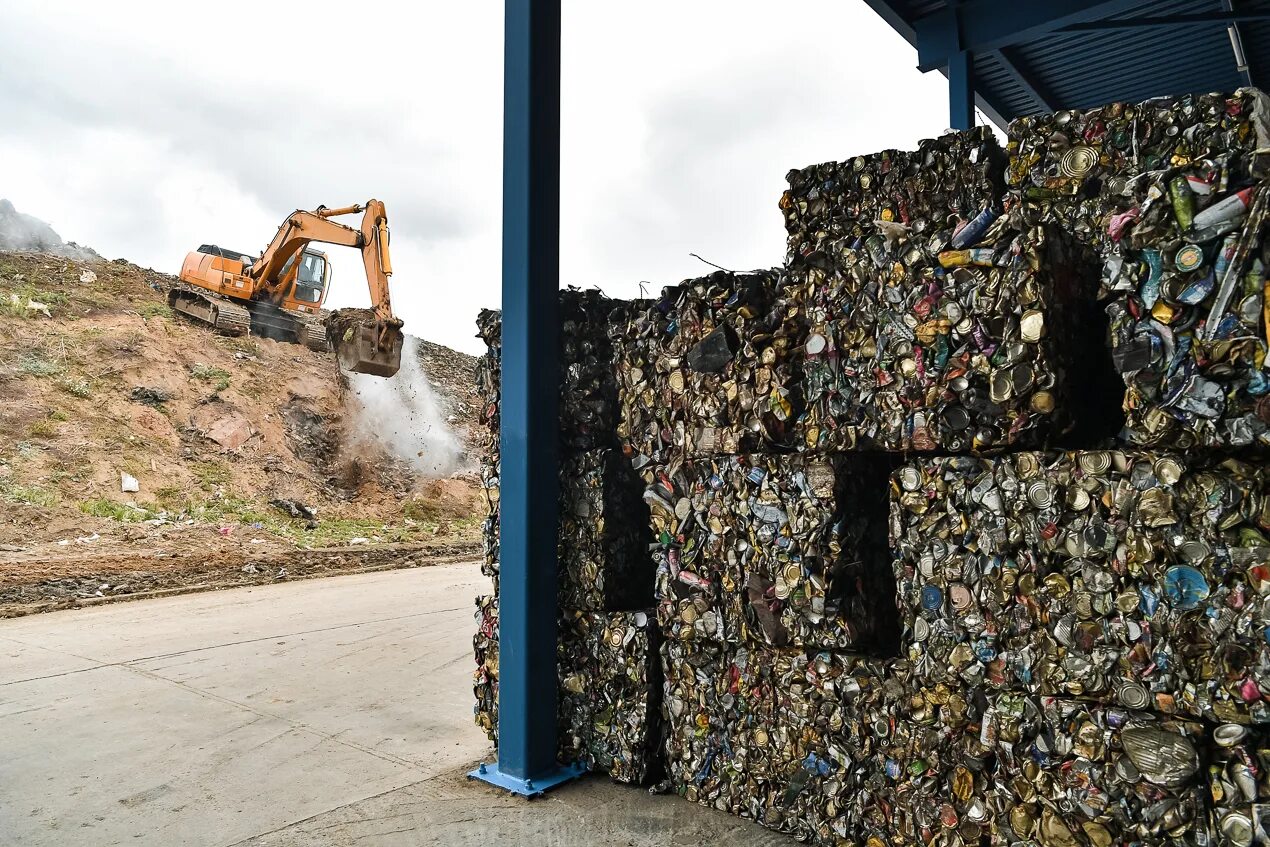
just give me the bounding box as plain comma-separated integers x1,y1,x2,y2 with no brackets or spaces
474,87,1270,846
472,292,659,784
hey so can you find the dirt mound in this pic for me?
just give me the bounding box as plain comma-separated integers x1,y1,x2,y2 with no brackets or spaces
0,249,481,608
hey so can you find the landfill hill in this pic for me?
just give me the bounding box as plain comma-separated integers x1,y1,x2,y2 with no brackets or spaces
0,248,482,614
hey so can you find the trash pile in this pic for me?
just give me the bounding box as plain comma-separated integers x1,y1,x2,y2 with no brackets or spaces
472,292,659,785
474,87,1270,846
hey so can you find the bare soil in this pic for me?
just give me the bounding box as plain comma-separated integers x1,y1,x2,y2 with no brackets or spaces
0,250,482,613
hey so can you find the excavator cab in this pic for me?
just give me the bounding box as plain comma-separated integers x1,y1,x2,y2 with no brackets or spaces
277,248,331,312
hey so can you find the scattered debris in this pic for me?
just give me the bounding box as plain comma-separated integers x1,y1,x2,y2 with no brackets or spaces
269,498,315,520
129,386,172,407
119,472,139,493
8,293,51,317
204,413,254,451
79,270,97,284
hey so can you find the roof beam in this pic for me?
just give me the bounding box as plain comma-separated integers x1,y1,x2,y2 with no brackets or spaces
915,0,1145,71
1058,10,1270,30
990,46,1059,113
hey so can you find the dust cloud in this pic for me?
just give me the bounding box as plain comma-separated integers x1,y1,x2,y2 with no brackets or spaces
344,334,467,477
0,199,98,261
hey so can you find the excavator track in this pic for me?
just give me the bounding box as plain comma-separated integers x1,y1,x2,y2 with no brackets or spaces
298,317,330,352
168,282,252,336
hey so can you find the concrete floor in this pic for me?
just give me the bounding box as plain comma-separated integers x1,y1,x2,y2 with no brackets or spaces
0,562,788,847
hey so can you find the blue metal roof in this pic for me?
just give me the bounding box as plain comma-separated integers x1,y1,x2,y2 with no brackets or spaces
862,0,1270,126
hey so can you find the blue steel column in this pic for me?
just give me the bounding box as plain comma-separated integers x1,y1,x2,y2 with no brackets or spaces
948,49,975,130
469,0,583,797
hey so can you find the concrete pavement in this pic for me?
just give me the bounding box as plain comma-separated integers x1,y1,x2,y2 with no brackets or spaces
0,562,788,846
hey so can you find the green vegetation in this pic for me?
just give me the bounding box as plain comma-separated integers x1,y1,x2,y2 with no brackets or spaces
79,498,156,523
56,377,92,398
0,288,68,319
18,354,64,378
27,418,59,439
191,461,231,492
189,363,231,392
138,303,172,319
0,481,59,508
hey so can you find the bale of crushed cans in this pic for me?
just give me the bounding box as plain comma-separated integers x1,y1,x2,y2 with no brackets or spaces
479,87,1270,847
643,452,897,651
475,298,653,608
475,290,619,454
789,220,1119,453
891,450,1270,724
1005,89,1270,250
782,127,1005,270
611,270,801,465
660,643,1236,846
1102,152,1270,449
558,449,654,610
472,594,499,744
473,595,661,784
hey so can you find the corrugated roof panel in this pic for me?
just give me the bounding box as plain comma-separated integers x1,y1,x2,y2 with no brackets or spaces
862,0,1270,122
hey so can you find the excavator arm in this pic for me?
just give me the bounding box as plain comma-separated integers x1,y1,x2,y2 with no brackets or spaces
250,200,404,377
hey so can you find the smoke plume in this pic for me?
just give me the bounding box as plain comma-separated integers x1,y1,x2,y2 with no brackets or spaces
344,334,466,477
0,199,99,261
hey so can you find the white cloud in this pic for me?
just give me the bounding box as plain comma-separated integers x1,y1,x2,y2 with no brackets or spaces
0,0,964,354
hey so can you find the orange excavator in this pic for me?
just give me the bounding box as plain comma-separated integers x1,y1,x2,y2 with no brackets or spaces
172,200,405,377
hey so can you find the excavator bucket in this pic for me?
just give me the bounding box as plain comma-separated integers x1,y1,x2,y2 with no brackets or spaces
327,310,404,378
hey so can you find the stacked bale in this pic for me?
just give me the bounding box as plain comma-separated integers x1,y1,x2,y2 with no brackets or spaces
783,128,1005,270
644,453,895,650
1102,153,1270,448
1005,89,1267,250
472,291,659,784
474,87,1270,846
892,450,1270,723
611,271,801,465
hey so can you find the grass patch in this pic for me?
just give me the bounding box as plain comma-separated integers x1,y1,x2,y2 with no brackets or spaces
18,354,64,378
0,481,59,508
191,461,231,492
0,288,68,319
138,303,172,319
190,363,231,392
153,485,185,510
79,498,156,523
27,418,59,439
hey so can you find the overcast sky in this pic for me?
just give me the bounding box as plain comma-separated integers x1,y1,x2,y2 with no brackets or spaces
0,2,969,354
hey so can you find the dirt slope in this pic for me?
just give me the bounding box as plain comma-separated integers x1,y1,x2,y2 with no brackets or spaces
0,250,480,612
